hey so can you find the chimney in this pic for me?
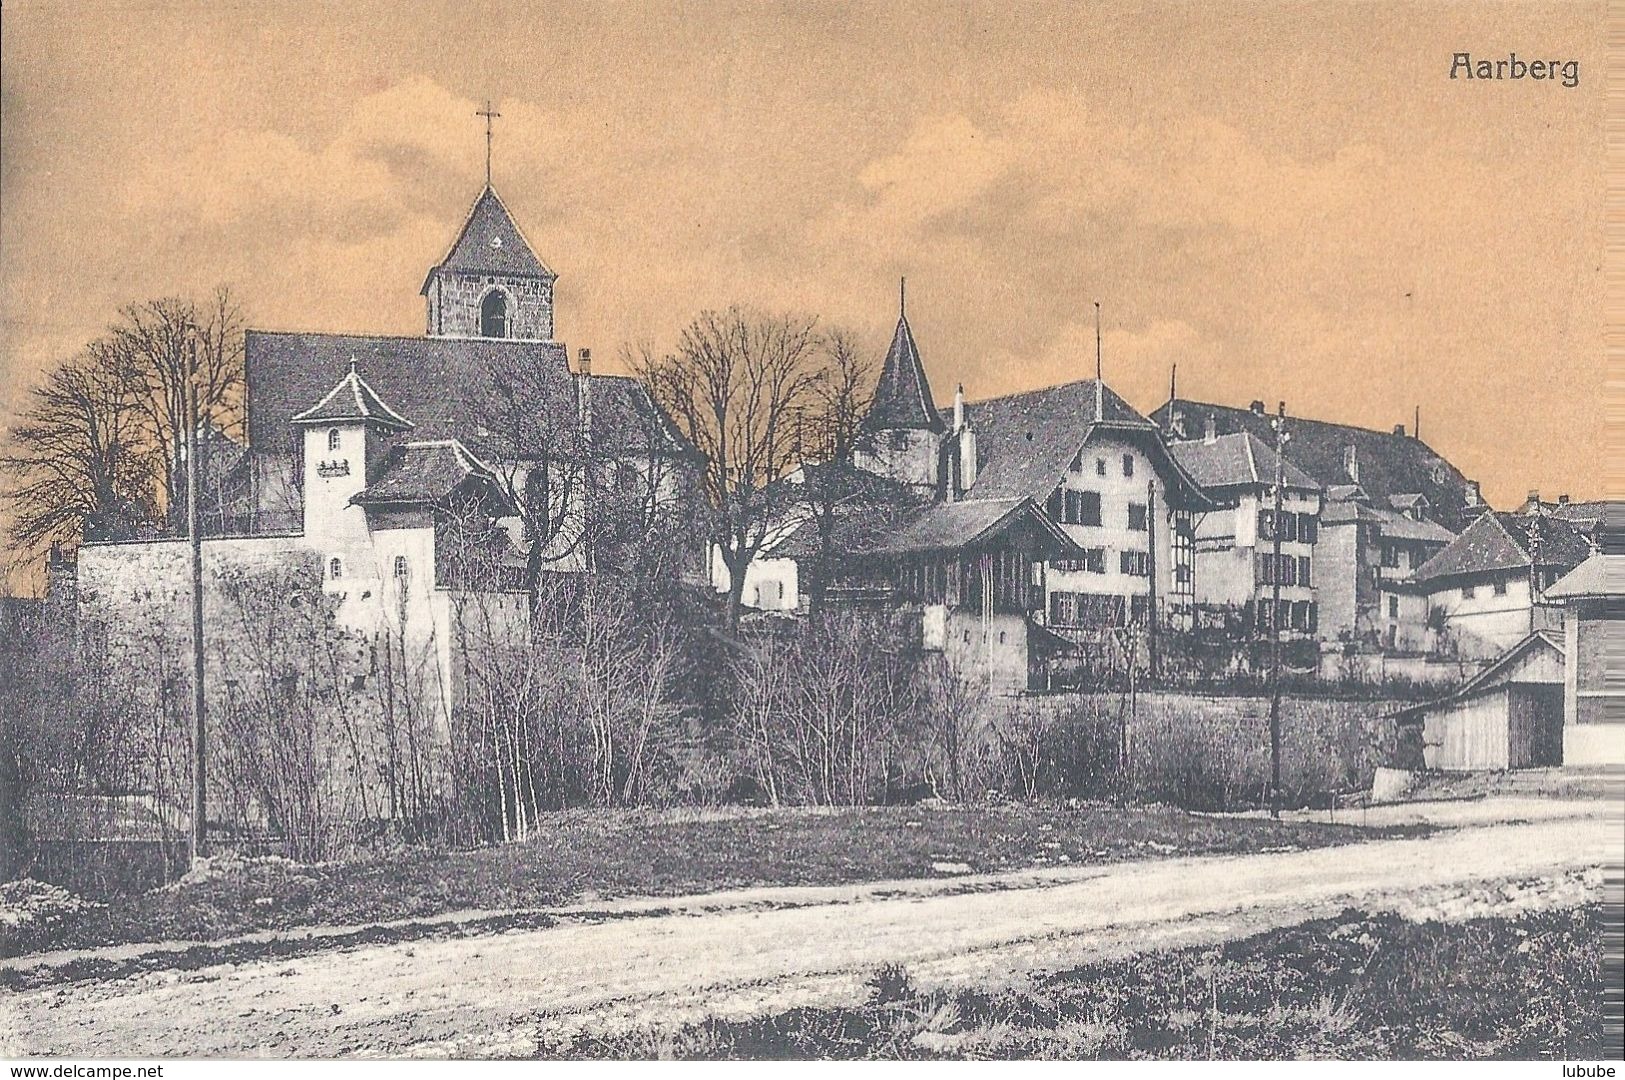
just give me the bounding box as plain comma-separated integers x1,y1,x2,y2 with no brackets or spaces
1527,489,1540,509
1344,444,1359,483
1203,413,1218,444
1558,493,1571,505
1393,423,1406,437
953,383,965,431
1249,400,1266,415
1465,480,1482,507
578,348,594,445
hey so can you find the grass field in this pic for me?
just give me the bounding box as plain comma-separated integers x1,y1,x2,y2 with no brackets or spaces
4,801,1415,957
548,904,1607,1060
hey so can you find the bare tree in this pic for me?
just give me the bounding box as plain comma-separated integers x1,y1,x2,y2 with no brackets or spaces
113,288,246,522
633,307,824,630
1,340,161,550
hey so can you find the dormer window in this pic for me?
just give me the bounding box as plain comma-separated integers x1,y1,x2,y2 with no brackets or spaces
327,428,342,452
480,290,508,338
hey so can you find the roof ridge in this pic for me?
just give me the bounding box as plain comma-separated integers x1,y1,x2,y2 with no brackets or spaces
967,376,1102,407
1173,397,1419,442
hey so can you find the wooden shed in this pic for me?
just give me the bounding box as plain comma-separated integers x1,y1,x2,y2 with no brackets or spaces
1398,629,1566,770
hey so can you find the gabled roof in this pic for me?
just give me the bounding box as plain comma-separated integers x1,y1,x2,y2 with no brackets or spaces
1413,511,1593,584
863,496,1085,558
290,361,415,431
862,314,944,433
351,439,516,513
420,185,554,293
1152,398,1477,528
1395,629,1565,718
960,379,1209,508
1167,432,1320,493
1544,553,1624,600
246,331,692,462
1318,495,1454,544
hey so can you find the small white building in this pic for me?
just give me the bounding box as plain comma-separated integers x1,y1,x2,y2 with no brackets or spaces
1406,511,1593,660
1400,629,1566,770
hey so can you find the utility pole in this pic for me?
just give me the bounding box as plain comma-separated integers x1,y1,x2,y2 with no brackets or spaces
186,334,207,864
1267,402,1289,819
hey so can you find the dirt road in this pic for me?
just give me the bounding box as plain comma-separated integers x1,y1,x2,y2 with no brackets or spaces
2,806,1615,1058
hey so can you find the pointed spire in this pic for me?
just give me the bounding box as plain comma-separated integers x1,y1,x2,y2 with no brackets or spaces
420,185,553,296
862,281,944,434
291,364,414,431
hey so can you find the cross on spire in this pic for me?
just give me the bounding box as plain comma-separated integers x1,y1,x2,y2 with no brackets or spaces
476,100,501,186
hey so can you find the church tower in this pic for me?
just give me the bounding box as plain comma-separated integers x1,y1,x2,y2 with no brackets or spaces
855,280,947,491
421,186,557,342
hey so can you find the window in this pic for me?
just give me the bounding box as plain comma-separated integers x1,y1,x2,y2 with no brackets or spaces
329,557,343,580
1290,601,1310,631
1493,580,1508,596
1048,487,1102,526
1298,513,1317,543
1381,544,1399,569
394,556,408,579
1120,550,1150,577
1053,547,1106,574
1462,585,1477,600
479,290,508,338
1095,457,1107,477
1388,595,1399,618
1259,553,1295,585
1122,454,1135,478
327,428,342,452
1298,556,1311,587
1127,502,1148,532
1280,513,1298,543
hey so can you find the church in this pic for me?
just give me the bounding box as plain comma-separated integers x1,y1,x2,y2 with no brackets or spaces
73,180,701,739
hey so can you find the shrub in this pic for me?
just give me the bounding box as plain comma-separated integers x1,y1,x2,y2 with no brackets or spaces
867,961,915,1005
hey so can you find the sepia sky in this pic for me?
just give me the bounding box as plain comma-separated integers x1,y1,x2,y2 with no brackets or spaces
0,0,1606,509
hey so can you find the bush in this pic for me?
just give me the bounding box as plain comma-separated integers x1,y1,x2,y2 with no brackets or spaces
867,961,915,1005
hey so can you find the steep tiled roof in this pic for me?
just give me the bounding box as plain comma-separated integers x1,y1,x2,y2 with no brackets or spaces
1152,398,1477,528
290,362,414,431
1318,495,1454,543
351,439,514,512
1413,511,1592,584
862,315,944,433
864,497,1083,557
420,185,554,293
961,380,1208,507
246,331,690,461
1544,553,1624,600
1167,432,1320,492
1547,499,1620,539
